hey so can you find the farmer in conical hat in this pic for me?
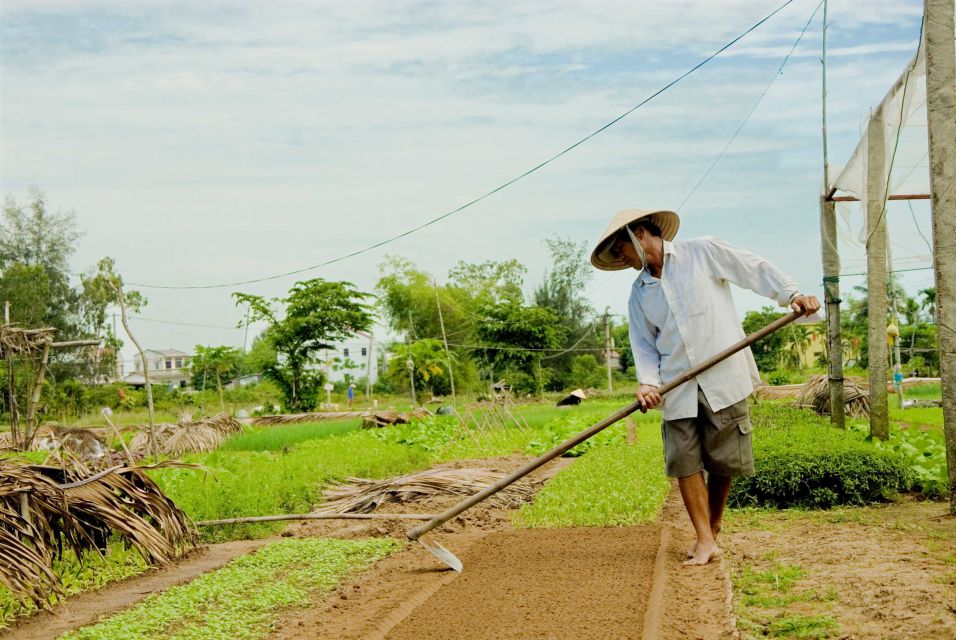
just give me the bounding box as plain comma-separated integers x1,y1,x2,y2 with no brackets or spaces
591,209,819,565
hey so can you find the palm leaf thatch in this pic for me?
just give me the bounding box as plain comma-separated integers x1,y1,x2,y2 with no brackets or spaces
0,459,196,608
130,413,243,456
251,408,432,428
796,374,870,418
316,468,536,515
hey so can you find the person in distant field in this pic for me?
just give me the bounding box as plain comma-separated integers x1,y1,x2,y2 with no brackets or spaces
347,383,355,408
590,209,819,566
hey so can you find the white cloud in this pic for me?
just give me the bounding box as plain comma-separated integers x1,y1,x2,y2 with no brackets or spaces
0,0,929,355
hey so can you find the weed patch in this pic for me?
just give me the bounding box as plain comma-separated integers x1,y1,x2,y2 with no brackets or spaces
221,419,361,452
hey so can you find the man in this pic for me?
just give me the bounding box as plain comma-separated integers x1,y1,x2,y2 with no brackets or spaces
590,209,819,565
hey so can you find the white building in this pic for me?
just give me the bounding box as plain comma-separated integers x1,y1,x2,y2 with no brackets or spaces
123,348,191,387
317,331,379,384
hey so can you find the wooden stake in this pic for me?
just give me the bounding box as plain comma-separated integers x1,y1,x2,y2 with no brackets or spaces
923,0,956,513
865,112,890,441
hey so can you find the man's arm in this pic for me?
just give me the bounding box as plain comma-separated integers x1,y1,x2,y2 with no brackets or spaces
702,237,819,316
628,291,664,411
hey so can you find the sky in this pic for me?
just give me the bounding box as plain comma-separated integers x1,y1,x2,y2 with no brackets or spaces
0,0,937,367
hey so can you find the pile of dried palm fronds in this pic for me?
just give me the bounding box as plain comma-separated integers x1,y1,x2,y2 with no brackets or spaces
753,384,805,400
360,408,432,429
796,374,870,418
316,468,536,515
0,325,55,355
130,413,243,456
252,411,367,426
0,458,196,608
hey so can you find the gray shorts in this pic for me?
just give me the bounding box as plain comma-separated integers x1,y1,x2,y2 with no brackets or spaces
661,388,754,478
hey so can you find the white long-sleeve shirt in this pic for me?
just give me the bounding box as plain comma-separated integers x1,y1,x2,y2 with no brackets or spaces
628,236,800,421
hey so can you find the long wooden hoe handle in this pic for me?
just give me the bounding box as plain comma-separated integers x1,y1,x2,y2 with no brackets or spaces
407,310,802,542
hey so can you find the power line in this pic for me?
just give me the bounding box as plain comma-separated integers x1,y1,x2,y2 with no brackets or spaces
129,316,243,330
584,0,820,301
678,0,824,210
126,0,803,292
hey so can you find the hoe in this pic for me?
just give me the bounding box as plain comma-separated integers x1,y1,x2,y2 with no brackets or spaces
407,310,802,572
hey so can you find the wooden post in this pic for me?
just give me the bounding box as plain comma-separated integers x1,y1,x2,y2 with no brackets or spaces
604,308,613,395
4,301,19,446
923,0,956,512
24,342,51,448
865,112,890,441
820,197,845,428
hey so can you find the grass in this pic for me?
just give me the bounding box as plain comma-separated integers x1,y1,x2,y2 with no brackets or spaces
60,537,398,640
220,419,361,452
152,429,436,541
733,562,840,639
516,429,668,528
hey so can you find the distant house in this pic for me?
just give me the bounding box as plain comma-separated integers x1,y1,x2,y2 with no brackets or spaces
123,348,191,388
316,331,379,385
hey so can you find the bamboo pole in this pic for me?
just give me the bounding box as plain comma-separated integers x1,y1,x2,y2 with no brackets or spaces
4,301,19,446
820,197,846,428
923,0,956,513
433,280,457,408
196,512,437,526
24,342,51,448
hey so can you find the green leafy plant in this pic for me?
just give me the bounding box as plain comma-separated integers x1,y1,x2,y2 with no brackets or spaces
61,538,397,640
517,434,668,528
730,404,910,509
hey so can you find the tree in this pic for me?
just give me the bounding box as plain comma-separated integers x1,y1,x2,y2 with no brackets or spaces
78,257,146,383
571,355,606,389
919,287,937,323
235,279,374,411
446,259,526,309
0,190,81,336
612,321,632,373
189,345,243,412
385,339,455,397
474,301,566,392
742,307,787,372
0,263,50,327
532,236,597,387
376,256,471,341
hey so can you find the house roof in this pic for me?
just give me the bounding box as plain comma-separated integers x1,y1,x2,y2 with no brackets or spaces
145,348,189,357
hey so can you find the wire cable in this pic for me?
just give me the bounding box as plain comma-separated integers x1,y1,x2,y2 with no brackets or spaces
127,0,803,291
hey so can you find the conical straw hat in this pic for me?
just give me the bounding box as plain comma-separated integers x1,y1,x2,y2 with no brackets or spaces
590,209,680,271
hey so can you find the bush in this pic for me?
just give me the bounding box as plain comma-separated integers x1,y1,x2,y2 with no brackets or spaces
729,404,911,509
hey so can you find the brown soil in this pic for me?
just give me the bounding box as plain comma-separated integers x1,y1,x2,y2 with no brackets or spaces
3,538,272,640
724,497,956,640
273,483,736,640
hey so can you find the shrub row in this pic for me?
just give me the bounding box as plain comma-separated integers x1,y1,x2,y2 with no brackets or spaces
729,404,911,509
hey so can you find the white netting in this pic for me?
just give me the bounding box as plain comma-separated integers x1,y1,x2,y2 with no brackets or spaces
824,29,953,289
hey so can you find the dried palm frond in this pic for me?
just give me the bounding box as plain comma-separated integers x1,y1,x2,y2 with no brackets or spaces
0,325,55,355
796,374,870,418
360,408,432,429
316,468,536,515
162,424,224,456
252,411,367,426
0,459,196,608
753,384,804,400
201,413,243,435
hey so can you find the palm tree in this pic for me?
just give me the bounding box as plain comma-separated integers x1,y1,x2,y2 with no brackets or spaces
919,287,937,324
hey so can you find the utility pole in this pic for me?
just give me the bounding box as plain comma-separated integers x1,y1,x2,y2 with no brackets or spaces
434,280,457,408
923,0,956,513
112,312,120,381
365,333,374,406
242,305,251,352
406,309,417,407
604,307,613,395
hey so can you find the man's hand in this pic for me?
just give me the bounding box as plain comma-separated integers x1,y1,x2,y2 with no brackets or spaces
791,294,821,317
637,384,663,413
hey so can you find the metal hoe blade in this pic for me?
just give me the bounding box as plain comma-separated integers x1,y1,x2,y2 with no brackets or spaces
417,534,463,573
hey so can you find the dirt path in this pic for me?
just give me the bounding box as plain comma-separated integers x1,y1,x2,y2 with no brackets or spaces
274,485,735,640
3,539,272,640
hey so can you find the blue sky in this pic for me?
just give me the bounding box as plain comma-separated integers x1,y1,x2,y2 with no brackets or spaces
0,0,935,362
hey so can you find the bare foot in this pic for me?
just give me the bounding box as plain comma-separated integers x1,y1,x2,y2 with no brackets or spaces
687,527,721,558
683,542,720,566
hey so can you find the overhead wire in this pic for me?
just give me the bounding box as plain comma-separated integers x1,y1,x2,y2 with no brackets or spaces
126,0,803,291
584,0,822,302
